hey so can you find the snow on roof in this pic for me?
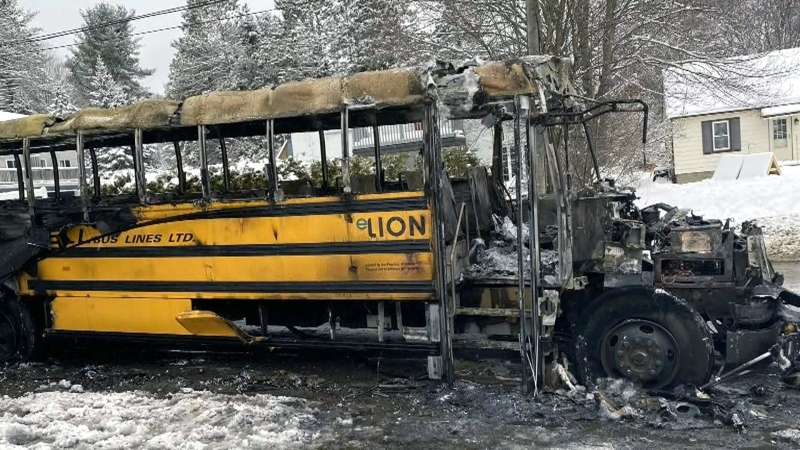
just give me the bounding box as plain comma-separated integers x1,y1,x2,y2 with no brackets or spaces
664,47,800,119
761,103,800,118
0,111,26,121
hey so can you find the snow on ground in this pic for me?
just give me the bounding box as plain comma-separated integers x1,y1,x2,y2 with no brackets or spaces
0,389,322,450
0,186,48,201
631,164,800,260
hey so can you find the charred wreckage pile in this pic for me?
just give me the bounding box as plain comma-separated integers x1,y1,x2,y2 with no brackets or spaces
464,179,800,394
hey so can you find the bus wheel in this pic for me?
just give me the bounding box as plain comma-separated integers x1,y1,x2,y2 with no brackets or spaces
0,291,41,363
572,286,713,390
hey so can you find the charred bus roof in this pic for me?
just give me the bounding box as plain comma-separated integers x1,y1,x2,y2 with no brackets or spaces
0,55,575,155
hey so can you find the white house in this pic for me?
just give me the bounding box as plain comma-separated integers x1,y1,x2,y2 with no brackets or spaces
665,48,800,183
0,111,29,190
0,111,80,194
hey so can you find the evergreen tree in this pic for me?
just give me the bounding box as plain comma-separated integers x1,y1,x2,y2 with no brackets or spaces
85,60,133,174
67,3,154,103
274,0,340,81
40,53,80,117
169,1,285,163
0,0,51,113
241,13,284,88
167,0,255,99
47,83,78,116
341,0,416,73
86,60,130,109
275,0,416,77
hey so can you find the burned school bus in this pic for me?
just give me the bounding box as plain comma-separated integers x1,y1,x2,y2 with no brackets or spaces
0,55,798,391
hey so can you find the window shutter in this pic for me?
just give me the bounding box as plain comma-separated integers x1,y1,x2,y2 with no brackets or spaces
701,121,713,154
729,118,741,151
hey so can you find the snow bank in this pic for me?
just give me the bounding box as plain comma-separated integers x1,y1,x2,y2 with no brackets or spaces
0,186,47,201
632,165,800,260
0,389,321,449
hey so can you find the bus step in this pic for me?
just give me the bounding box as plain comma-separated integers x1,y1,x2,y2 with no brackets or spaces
455,307,522,317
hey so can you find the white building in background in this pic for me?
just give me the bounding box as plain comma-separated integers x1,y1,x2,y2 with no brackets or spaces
665,47,800,183
0,111,80,195
287,119,467,165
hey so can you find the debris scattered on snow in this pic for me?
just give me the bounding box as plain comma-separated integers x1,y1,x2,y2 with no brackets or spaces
774,428,800,445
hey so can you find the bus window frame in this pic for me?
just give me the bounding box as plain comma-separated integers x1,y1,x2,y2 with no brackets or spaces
173,141,186,194
266,119,278,201
372,122,383,193
22,138,35,218
318,129,329,189
88,147,101,200
3,102,442,209
49,150,60,199
340,106,351,194
215,129,231,194
13,153,24,201
76,132,89,222
197,125,211,200
133,128,146,204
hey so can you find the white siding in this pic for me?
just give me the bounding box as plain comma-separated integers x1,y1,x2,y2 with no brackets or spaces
289,130,352,163
672,110,770,175
0,150,80,187
0,151,77,168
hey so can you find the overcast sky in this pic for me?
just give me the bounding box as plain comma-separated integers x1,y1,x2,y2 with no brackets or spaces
23,0,276,94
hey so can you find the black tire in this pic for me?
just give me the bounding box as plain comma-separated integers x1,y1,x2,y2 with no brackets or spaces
0,290,42,363
573,286,713,389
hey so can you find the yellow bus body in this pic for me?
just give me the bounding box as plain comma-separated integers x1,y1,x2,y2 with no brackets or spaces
19,191,435,337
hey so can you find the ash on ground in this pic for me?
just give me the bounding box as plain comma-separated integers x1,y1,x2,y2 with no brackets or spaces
2,342,800,449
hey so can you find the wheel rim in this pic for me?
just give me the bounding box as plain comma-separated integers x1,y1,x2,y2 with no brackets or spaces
0,313,17,360
600,319,680,388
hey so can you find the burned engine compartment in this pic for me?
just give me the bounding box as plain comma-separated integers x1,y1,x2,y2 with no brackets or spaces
464,177,800,370
573,183,800,366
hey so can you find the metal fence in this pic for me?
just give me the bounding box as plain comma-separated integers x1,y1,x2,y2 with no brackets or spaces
0,167,81,184
352,119,464,150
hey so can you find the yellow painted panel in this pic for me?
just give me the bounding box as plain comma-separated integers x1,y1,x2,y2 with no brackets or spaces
176,311,263,342
175,311,243,338
40,291,432,301
51,297,193,335
62,210,431,249
36,253,433,283
134,191,426,221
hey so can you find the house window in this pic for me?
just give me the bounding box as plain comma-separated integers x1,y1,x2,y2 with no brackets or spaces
773,118,788,148
5,160,15,169
30,157,47,168
702,117,740,154
712,120,730,151
58,159,72,168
